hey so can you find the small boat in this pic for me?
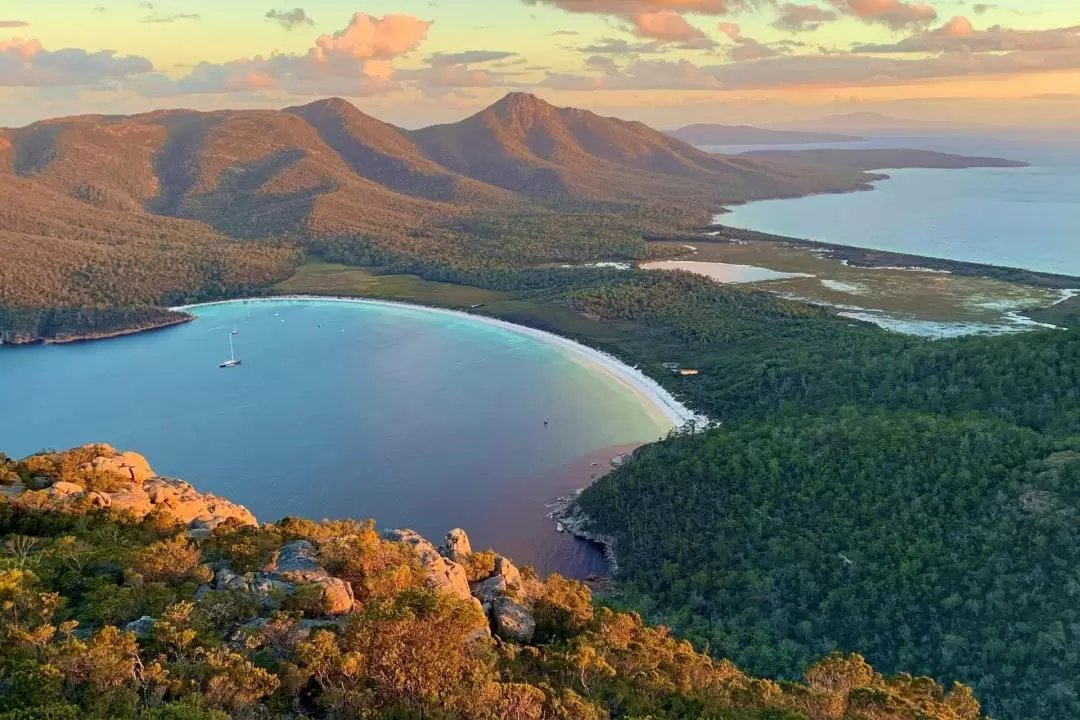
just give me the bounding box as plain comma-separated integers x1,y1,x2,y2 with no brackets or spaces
231,325,239,335
219,332,241,368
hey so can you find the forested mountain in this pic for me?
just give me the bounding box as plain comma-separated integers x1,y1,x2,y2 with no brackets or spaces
0,93,873,331
0,444,988,719
409,93,866,210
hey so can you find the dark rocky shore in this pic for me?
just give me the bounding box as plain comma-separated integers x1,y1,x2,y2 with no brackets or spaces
546,453,632,576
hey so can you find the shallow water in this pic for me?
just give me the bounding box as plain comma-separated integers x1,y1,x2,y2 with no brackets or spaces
0,299,675,577
639,260,811,283
710,135,1080,276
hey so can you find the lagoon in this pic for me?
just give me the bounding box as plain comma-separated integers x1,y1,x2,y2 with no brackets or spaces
0,298,677,577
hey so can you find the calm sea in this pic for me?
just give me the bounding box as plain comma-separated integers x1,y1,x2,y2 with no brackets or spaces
0,299,673,576
710,135,1080,276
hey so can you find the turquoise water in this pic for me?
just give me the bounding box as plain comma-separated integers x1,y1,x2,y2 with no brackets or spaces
713,136,1080,276
0,299,673,576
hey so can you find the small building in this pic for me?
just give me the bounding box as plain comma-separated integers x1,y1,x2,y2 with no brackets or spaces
662,362,680,372
679,369,700,376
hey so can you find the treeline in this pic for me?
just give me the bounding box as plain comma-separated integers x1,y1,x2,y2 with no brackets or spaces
0,307,191,345
0,458,986,719
563,271,1080,435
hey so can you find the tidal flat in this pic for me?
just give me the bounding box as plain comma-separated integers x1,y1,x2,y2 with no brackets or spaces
647,240,1073,336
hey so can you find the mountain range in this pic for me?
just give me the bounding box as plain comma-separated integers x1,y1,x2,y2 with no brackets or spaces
0,93,874,313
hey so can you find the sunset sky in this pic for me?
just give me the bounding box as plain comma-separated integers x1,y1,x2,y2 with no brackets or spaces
2,0,1078,128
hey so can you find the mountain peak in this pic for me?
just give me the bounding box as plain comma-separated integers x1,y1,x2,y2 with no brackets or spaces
489,92,556,118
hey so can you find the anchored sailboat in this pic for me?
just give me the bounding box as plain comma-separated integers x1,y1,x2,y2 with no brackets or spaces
219,332,241,368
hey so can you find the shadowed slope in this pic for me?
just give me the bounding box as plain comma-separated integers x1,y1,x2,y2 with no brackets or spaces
409,93,871,215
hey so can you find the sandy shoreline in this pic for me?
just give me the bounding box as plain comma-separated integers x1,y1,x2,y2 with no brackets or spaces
171,294,704,429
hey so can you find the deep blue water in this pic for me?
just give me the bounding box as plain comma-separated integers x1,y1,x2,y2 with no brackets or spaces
0,299,673,576
708,135,1080,276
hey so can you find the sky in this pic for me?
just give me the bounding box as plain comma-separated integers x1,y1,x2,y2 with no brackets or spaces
1,0,1078,128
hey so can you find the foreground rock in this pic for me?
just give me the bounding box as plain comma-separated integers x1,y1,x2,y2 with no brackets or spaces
443,528,472,563
492,598,535,643
383,528,472,601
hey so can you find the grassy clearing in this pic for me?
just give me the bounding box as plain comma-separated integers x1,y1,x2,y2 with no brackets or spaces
275,260,511,307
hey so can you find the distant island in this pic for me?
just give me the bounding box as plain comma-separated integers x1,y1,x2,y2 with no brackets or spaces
740,148,1030,171
667,123,862,146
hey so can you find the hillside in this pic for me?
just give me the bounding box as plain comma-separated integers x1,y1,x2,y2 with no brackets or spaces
0,93,878,343
0,443,987,719
740,148,1029,171
668,123,861,146
409,93,868,211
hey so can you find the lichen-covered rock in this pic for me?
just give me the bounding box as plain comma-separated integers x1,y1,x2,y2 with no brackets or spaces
80,447,155,484
494,555,522,592
48,481,85,497
124,616,156,639
493,598,535,643
12,458,257,531
215,567,253,592
471,554,525,605
141,477,257,529
264,540,327,582
443,528,473,563
106,486,154,517
312,577,355,615
383,528,471,601
251,577,296,608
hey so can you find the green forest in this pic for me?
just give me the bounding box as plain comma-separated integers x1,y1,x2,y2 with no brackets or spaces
551,271,1080,720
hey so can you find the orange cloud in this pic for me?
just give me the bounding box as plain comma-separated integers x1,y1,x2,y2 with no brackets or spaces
630,10,708,41
526,0,766,12
311,13,432,63
938,16,975,37
828,0,936,28
134,12,433,97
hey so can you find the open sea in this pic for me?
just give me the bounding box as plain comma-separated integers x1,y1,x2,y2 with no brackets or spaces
0,299,674,577
710,134,1080,276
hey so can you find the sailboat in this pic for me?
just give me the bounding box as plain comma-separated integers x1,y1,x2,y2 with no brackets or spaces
219,332,241,368
231,325,239,335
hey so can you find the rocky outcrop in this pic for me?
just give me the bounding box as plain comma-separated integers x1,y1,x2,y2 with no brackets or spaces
208,541,356,616
79,446,155,484
443,528,472,563
471,554,525,606
383,529,472,602
11,445,257,534
492,598,535,643
264,540,325,581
